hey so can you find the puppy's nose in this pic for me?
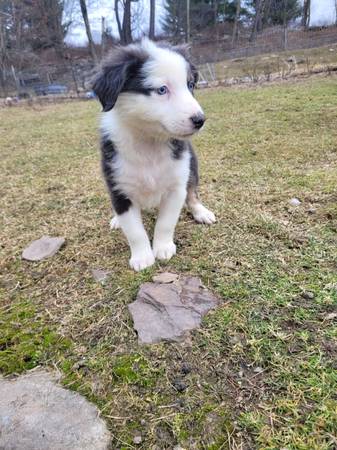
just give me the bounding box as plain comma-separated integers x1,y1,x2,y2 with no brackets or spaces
190,113,205,129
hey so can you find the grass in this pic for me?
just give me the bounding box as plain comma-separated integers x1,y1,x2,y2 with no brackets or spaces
1,74,337,449
205,43,337,81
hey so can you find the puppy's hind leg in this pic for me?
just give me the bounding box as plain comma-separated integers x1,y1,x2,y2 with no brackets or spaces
187,145,216,225
186,186,216,225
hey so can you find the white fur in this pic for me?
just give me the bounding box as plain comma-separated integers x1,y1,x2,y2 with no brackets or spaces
190,203,216,224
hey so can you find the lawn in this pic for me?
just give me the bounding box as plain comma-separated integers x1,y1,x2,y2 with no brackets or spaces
1,75,337,450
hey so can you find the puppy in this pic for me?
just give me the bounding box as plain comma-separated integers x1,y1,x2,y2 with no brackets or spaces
93,39,215,271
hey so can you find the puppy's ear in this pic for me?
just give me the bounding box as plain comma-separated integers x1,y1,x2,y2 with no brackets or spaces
92,49,145,112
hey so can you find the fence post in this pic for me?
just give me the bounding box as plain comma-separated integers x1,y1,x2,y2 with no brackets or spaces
283,26,288,50
11,65,20,94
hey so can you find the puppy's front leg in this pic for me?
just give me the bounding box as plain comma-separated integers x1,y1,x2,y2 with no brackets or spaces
153,187,187,261
118,206,154,271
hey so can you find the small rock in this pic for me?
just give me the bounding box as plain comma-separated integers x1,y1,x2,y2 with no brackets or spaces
172,379,187,392
238,370,244,378
307,207,316,214
133,435,142,445
301,291,315,300
253,366,264,374
152,272,178,284
91,269,110,283
289,198,301,207
22,236,65,261
140,419,146,426
173,446,186,450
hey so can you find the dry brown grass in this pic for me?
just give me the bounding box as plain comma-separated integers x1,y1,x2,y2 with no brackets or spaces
1,76,337,449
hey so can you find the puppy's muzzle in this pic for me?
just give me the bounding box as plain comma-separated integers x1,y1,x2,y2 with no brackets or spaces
190,113,206,130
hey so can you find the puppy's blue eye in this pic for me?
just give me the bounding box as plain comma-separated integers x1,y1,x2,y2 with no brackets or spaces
156,85,168,95
188,81,195,91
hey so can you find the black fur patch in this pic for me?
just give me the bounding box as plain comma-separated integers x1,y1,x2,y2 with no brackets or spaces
92,47,150,112
122,60,153,96
170,139,187,160
101,137,132,215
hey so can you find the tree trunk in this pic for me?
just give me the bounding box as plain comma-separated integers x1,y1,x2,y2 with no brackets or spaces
250,0,264,42
186,0,190,42
212,0,218,26
283,0,288,50
121,0,132,44
302,0,311,29
114,0,123,41
149,0,155,39
232,0,241,46
79,0,98,62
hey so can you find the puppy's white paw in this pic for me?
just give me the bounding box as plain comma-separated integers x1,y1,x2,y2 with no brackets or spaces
110,216,120,230
192,205,216,225
129,250,155,272
153,241,177,261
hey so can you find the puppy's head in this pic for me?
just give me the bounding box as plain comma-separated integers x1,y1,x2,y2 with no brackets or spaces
93,39,205,139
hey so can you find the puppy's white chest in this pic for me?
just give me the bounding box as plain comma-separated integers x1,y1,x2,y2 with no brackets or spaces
115,145,189,209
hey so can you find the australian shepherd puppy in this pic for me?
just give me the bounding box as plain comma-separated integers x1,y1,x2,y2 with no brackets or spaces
93,39,215,272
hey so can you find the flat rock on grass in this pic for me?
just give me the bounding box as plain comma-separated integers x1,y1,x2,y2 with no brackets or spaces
0,370,110,450
129,276,219,344
22,236,65,261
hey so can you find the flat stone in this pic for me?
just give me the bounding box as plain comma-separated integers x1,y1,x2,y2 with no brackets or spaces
128,276,219,344
91,269,111,283
152,272,179,283
0,370,110,450
22,236,65,261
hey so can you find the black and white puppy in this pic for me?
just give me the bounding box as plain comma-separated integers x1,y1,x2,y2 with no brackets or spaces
93,39,216,271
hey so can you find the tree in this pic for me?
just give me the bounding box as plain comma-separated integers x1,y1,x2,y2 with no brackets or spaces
162,0,187,43
248,0,302,40
232,0,241,45
114,0,123,39
149,0,155,39
163,0,218,42
121,0,132,44
302,0,310,28
162,0,248,42
266,0,302,26
79,0,98,62
249,0,264,41
114,0,132,44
